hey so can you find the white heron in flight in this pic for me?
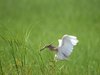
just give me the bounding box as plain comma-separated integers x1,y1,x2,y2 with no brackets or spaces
40,34,78,60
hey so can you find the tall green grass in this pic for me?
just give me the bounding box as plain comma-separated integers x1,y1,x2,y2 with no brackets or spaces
0,0,100,75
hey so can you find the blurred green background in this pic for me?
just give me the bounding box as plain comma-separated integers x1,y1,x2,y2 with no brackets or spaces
0,0,100,75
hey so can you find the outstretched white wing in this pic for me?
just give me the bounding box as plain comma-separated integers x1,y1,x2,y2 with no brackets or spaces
55,34,78,60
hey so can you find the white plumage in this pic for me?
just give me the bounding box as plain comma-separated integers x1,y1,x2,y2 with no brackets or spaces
55,34,78,60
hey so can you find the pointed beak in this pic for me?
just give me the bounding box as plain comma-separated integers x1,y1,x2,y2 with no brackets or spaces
40,46,46,51
40,44,52,51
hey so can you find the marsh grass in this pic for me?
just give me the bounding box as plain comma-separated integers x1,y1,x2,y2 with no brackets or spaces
0,25,100,75
0,0,100,75
0,60,4,75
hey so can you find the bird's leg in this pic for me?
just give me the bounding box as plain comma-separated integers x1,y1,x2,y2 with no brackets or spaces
40,44,58,51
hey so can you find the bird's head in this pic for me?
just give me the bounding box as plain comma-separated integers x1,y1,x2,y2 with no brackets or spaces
40,44,57,51
40,44,52,51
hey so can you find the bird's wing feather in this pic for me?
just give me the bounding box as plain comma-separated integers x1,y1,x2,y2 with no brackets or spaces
58,39,62,47
55,35,78,60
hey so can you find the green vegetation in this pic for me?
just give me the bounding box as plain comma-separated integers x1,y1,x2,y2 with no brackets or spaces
0,0,100,75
